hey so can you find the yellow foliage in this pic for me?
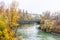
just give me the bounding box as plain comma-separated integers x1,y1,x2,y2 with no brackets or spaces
0,1,21,40
18,36,23,40
0,21,16,40
0,31,2,35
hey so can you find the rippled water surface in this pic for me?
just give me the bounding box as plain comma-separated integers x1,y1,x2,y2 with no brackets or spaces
17,24,60,40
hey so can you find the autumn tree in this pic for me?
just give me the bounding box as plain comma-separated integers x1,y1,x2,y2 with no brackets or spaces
0,1,21,40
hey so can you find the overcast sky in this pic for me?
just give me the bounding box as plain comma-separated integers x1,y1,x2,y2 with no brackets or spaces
0,0,60,14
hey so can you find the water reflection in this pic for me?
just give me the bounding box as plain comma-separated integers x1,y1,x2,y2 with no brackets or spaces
17,24,60,40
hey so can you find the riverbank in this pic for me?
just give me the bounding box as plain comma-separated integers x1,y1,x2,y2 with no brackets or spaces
38,27,60,36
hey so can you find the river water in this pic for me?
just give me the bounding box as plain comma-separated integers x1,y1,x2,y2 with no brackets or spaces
17,24,60,40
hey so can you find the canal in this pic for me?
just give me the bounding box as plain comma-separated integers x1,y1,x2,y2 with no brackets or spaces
17,24,60,40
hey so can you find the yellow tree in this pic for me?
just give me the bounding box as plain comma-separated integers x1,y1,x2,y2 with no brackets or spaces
5,1,19,37
0,1,23,40
0,2,16,40
1,2,19,36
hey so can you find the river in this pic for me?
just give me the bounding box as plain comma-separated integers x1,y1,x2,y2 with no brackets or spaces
17,24,60,40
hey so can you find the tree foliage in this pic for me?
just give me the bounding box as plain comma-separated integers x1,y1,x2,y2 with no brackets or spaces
0,1,21,40
40,11,56,32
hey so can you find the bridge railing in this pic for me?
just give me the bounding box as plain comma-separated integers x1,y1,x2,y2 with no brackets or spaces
17,19,40,24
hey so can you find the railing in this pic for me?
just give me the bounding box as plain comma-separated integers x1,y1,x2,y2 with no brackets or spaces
17,19,40,24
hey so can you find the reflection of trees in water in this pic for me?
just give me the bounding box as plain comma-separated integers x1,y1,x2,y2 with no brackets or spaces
23,24,30,28
37,30,60,40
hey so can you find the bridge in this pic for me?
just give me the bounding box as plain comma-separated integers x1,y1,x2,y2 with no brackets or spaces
17,13,40,24
17,19,40,24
